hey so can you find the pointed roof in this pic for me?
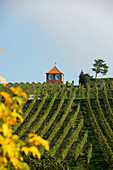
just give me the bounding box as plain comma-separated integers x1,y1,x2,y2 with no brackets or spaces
46,66,62,74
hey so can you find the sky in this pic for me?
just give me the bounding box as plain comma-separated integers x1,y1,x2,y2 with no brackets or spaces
0,0,113,85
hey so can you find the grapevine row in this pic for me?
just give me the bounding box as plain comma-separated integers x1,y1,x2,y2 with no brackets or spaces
86,86,113,167
14,91,41,133
51,103,80,156
62,118,84,160
40,91,67,138
94,84,113,143
25,92,57,136
17,92,48,138
41,90,76,154
75,130,88,161
24,93,40,119
87,143,92,164
102,83,113,123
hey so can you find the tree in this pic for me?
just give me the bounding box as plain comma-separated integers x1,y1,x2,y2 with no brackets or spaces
79,71,92,87
92,59,109,79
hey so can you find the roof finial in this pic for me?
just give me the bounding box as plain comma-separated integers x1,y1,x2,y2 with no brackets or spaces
54,62,57,66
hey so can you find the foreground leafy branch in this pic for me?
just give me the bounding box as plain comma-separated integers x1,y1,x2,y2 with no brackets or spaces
0,77,49,170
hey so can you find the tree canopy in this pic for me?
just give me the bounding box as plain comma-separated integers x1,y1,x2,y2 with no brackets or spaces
92,59,109,78
79,71,92,87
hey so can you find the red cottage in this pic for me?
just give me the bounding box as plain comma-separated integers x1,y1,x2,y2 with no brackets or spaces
46,66,64,85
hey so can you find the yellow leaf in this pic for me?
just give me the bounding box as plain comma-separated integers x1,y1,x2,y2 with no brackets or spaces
0,92,13,103
10,158,19,167
0,76,6,85
28,134,34,138
20,92,27,99
7,128,12,138
35,149,41,159
9,119,17,126
14,96,23,105
36,136,49,151
10,87,21,96
11,112,23,123
0,157,7,169
2,123,8,137
12,135,19,140
10,87,27,99
7,145,15,158
20,156,23,161
29,146,41,159
21,147,29,155
28,134,49,151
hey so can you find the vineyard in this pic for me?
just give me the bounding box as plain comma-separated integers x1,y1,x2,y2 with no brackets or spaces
1,81,113,169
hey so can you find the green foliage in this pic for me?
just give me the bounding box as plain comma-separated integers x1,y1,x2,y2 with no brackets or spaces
94,84,113,143
87,143,92,164
79,71,92,87
48,91,75,141
40,91,67,138
102,83,113,123
62,118,84,160
9,153,70,170
51,103,80,156
75,130,88,161
25,92,57,137
1,81,113,169
86,84,113,167
14,92,48,138
40,90,76,155
92,59,109,78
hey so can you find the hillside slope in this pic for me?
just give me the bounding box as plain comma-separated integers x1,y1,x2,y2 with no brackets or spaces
10,82,113,169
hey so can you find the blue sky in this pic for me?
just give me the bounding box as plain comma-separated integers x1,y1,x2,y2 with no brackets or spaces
0,0,113,84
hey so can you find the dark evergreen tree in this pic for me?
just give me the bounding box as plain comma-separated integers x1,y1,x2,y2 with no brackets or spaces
79,71,92,87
